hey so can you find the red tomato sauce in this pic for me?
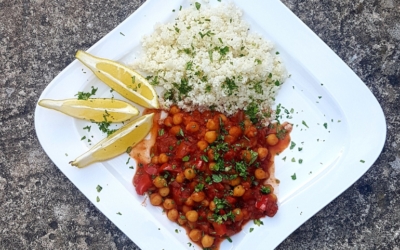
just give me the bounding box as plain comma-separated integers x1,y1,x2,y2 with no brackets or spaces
132,106,291,249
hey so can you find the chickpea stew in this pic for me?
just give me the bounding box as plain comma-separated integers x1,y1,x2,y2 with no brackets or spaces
132,106,292,249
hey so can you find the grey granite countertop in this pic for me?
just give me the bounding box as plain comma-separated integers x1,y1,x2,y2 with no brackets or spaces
1,0,399,249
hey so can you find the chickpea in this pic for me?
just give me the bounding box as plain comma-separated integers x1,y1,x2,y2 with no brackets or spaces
158,153,169,164
219,114,228,122
269,193,278,202
173,113,184,125
153,176,167,188
177,217,187,226
201,199,209,207
176,173,185,183
182,205,192,214
245,126,257,138
244,119,252,129
229,177,241,186
191,191,206,202
169,125,182,136
209,201,216,211
209,162,216,171
188,221,197,229
233,208,243,221
164,116,173,127
258,147,268,160
229,126,242,137
241,150,252,163
163,198,176,209
159,187,170,197
167,209,178,222
233,185,245,197
189,229,202,242
266,134,279,146
185,197,195,206
255,169,267,180
150,193,162,206
201,235,214,248
184,168,196,180
224,135,237,144
205,131,217,144
151,156,159,164
206,119,220,131
186,210,199,222
207,149,215,161
186,122,200,133
170,105,181,115
197,141,208,151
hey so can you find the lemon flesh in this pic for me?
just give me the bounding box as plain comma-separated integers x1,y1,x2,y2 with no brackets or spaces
38,98,139,123
71,113,154,168
76,51,159,109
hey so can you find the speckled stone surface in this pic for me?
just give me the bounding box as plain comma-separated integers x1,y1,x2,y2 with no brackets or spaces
1,0,399,249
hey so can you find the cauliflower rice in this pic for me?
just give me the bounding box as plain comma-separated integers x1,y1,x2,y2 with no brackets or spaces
133,2,287,124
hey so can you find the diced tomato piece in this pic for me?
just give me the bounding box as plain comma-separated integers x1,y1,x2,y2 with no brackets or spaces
194,159,205,170
255,195,278,217
134,174,152,195
158,163,182,173
212,222,227,236
176,142,191,159
223,149,236,161
145,166,158,175
214,183,224,191
225,196,237,205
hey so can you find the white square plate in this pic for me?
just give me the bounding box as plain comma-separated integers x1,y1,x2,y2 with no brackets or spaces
34,0,386,249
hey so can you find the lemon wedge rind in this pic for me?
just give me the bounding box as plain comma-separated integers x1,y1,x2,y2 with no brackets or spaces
71,113,154,168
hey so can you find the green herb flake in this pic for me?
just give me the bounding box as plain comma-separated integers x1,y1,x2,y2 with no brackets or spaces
159,129,165,136
182,155,190,162
96,196,100,202
117,212,122,215
126,146,132,154
96,185,103,193
83,126,91,132
212,174,223,183
291,157,296,162
290,141,296,150
302,121,309,128
282,156,287,161
291,173,297,180
81,136,86,141
225,236,232,243
250,228,254,233
260,186,271,194
360,160,365,163
323,123,328,129
254,219,264,226
120,32,125,36
218,38,223,44
299,159,303,164
195,2,201,10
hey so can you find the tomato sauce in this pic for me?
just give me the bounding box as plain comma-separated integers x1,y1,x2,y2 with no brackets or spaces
132,107,291,249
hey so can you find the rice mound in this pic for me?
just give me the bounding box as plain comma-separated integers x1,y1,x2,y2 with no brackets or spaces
133,2,287,124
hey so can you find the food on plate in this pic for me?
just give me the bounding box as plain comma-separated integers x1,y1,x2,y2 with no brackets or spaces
132,107,292,248
38,98,139,122
132,2,287,124
128,2,292,248
76,50,159,109
71,113,154,168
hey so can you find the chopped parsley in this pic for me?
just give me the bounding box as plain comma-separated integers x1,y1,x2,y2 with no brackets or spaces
290,141,296,150
159,129,165,136
195,2,201,10
83,126,91,132
200,155,209,162
260,186,271,194
291,157,296,162
75,86,98,100
225,236,232,243
212,174,223,183
182,155,190,162
195,183,204,192
298,147,303,151
116,212,122,215
323,123,328,129
254,59,262,65
254,219,264,226
96,185,103,193
81,136,86,141
244,102,259,124
360,160,365,163
120,32,125,36
172,78,193,100
221,77,238,96
291,173,297,180
250,228,254,233
302,120,309,128
96,196,100,202
299,159,303,164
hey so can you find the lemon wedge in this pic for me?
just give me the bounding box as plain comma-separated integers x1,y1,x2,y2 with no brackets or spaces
71,113,154,168
38,98,139,123
75,51,159,109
